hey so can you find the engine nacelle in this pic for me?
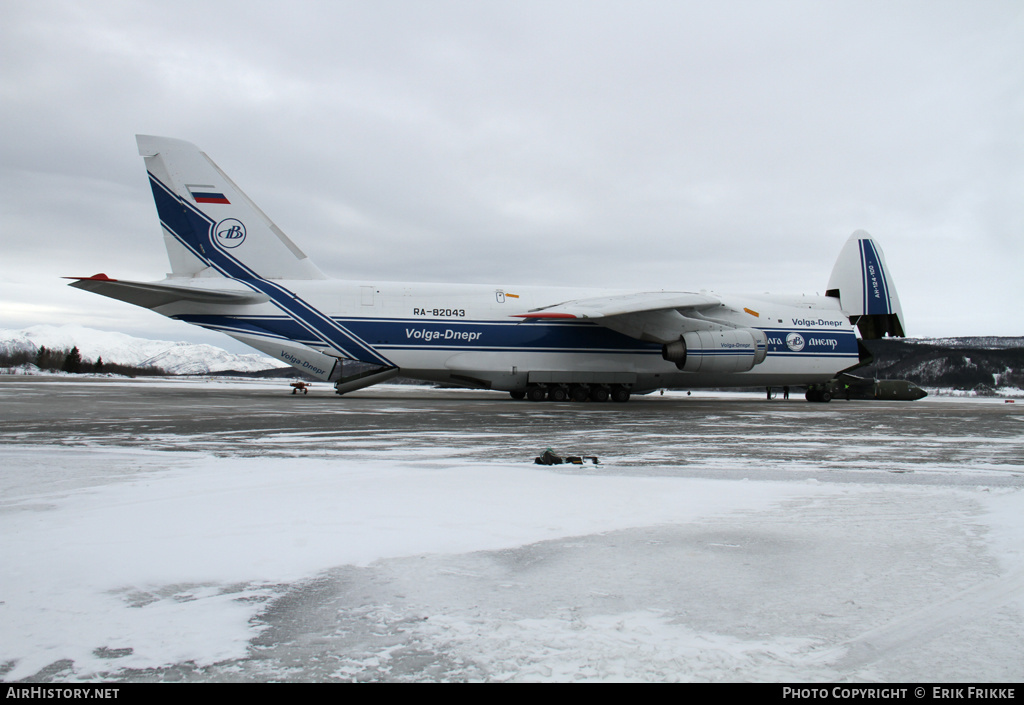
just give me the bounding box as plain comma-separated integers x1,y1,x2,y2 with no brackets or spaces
661,329,768,373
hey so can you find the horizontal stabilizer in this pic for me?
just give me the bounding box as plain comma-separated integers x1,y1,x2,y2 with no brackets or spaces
66,274,269,310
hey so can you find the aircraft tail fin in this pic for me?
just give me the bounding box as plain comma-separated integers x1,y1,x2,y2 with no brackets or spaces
826,230,906,338
136,135,325,281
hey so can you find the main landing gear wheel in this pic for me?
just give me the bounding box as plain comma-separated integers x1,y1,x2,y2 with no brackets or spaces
526,385,547,402
548,386,569,402
516,383,633,402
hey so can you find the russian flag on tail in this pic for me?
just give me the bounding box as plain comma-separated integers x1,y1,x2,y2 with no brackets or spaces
187,185,230,204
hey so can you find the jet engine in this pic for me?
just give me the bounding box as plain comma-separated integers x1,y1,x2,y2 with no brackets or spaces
662,329,768,373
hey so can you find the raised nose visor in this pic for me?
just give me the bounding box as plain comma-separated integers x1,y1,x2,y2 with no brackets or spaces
662,329,768,373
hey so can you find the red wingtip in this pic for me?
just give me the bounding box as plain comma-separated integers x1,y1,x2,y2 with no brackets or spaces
63,273,117,281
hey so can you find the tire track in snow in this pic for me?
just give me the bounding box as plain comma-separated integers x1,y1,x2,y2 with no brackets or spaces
812,566,1024,670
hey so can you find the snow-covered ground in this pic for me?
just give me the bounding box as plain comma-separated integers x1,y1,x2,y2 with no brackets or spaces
1,380,1022,682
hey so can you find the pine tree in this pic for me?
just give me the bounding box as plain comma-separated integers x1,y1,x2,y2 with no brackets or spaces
35,345,64,370
95,356,104,373
62,346,82,374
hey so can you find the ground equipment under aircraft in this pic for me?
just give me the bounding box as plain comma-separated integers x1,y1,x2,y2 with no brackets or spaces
807,375,927,402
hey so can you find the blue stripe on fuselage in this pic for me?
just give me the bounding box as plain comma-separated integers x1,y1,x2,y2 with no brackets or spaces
176,315,860,360
175,314,664,354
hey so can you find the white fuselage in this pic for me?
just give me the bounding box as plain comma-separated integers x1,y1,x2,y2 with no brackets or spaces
157,278,860,393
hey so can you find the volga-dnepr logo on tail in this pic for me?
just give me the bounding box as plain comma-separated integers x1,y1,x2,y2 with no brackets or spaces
215,219,246,249
66,135,908,402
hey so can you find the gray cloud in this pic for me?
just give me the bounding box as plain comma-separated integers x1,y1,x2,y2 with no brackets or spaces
2,0,1021,347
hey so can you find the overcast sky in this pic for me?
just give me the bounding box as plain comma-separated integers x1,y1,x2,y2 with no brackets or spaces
2,0,1022,350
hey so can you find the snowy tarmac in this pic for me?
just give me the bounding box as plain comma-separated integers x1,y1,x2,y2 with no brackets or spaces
1,376,1022,682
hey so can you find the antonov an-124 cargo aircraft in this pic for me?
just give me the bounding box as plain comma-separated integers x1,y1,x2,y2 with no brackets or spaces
69,136,907,402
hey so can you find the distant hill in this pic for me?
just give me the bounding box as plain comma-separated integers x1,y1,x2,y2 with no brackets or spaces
0,324,289,376
906,336,1024,349
861,337,1024,391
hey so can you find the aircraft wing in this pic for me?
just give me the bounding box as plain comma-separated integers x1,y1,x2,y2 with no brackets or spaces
66,274,269,310
512,291,721,320
512,291,729,344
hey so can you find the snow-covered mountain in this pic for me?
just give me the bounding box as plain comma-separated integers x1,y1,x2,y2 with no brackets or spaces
906,336,1024,349
0,324,289,375
862,337,1023,392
